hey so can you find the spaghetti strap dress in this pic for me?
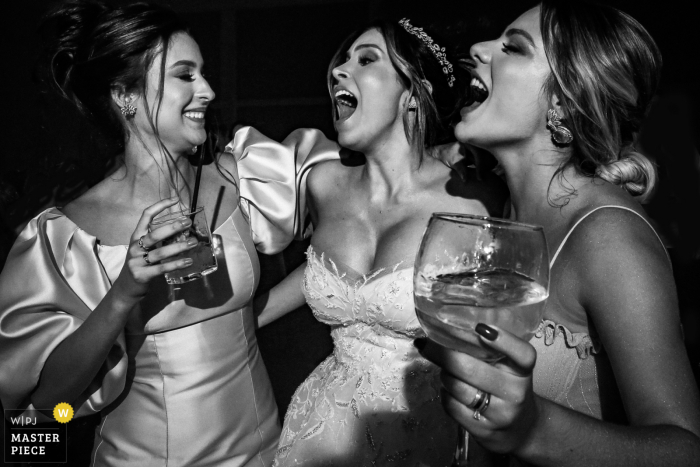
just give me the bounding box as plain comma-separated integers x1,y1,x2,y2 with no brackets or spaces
530,205,669,420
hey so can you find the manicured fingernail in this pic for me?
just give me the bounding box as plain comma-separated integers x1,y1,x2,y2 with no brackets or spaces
187,238,197,246
181,219,192,227
182,258,193,266
414,338,427,351
475,323,498,341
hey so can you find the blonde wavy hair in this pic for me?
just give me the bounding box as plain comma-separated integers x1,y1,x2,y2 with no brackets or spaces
540,0,662,200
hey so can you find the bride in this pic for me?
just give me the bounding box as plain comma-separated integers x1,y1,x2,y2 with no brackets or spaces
257,18,507,466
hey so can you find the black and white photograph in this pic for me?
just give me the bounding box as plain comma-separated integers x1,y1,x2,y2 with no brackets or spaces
1,0,698,466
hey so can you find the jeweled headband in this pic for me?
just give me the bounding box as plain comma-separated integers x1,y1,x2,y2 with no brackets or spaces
398,18,455,88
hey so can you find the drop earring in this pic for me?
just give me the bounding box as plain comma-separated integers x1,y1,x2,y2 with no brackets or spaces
120,96,137,118
407,98,417,111
546,109,573,145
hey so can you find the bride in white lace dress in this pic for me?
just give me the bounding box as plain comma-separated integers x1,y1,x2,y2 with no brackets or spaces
256,19,507,466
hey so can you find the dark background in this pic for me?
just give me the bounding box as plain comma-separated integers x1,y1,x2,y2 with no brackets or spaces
1,1,698,465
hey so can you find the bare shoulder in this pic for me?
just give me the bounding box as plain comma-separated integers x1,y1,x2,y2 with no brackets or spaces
564,202,674,317
306,159,353,199
567,203,668,269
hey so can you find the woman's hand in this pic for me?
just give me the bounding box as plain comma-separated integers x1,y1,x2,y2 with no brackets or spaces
112,197,196,302
417,324,541,455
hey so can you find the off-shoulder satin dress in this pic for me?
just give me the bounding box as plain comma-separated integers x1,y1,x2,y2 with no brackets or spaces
0,127,339,467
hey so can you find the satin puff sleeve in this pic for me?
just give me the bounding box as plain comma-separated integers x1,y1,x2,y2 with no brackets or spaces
0,209,127,420
225,126,341,254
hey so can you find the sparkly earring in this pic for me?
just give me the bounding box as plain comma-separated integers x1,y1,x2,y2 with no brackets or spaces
546,109,573,145
120,96,137,118
408,98,417,111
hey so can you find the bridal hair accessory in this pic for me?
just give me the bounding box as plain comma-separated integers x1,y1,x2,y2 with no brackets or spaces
546,109,574,145
399,18,455,88
120,95,137,118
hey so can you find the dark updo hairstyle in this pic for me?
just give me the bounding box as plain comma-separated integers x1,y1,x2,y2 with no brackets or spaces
43,0,188,145
327,19,469,151
540,0,662,199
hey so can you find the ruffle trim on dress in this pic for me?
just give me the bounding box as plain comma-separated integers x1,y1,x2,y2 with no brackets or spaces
533,319,603,360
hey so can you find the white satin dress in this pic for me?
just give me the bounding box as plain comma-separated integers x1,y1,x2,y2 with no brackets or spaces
0,127,339,467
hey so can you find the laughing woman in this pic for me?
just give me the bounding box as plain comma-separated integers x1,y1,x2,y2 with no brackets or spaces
258,19,507,466
0,1,338,465
420,1,700,466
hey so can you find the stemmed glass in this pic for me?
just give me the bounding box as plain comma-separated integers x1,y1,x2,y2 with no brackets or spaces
413,213,549,466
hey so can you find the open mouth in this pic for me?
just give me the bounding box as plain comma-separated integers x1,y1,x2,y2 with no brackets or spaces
334,89,357,121
469,76,489,105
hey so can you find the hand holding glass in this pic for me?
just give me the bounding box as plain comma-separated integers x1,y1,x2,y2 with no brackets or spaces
149,207,217,284
413,213,549,466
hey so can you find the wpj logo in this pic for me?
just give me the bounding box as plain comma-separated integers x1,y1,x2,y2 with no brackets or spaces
4,405,69,463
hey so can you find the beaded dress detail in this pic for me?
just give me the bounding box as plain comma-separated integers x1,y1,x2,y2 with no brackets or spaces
273,246,456,466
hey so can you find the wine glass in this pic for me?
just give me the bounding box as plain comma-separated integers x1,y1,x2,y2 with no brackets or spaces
413,213,549,466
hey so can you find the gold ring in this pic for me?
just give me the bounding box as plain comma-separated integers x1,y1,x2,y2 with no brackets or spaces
143,252,153,265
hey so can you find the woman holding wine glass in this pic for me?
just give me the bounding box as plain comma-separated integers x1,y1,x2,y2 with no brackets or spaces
419,1,700,465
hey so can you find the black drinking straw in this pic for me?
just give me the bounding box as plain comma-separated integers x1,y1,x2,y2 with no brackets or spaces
190,144,205,214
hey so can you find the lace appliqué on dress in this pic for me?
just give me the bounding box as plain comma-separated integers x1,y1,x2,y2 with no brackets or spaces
273,247,457,467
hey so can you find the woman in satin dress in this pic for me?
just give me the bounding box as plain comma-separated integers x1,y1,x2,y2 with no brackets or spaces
0,1,337,465
255,19,507,466
419,1,700,466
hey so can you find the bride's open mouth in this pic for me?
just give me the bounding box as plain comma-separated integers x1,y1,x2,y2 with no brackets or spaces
334,88,357,121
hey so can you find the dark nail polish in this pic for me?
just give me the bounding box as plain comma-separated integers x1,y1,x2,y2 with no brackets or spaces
414,338,427,351
475,323,498,341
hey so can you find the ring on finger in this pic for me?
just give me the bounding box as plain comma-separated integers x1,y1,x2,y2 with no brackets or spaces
138,235,150,252
472,390,491,421
468,389,486,410
143,252,153,266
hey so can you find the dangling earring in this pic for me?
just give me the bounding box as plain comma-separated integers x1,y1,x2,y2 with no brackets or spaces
546,109,573,145
120,96,137,118
407,98,417,111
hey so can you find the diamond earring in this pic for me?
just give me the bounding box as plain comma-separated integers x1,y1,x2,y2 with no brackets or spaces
120,96,137,118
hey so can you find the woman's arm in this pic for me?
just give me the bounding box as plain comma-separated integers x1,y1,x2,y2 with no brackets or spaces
254,262,307,328
420,209,700,466
30,198,196,410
